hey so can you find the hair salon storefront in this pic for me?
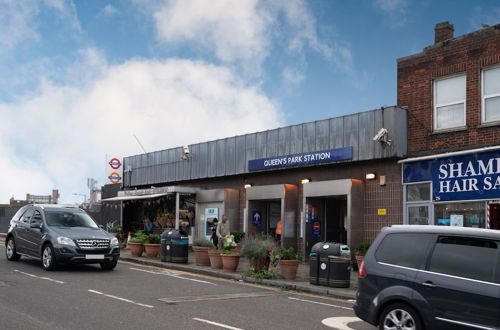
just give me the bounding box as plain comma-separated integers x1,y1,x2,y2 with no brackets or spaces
118,106,408,254
402,146,500,229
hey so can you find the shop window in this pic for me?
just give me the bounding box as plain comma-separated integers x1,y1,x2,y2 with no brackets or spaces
434,75,466,130
428,236,497,282
408,205,430,225
375,233,433,269
406,183,430,201
433,202,485,228
482,66,500,123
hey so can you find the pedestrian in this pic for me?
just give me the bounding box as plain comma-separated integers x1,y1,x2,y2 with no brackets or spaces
216,215,230,249
275,219,282,244
210,218,219,248
143,217,154,235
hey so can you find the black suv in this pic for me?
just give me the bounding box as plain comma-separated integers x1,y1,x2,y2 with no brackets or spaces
354,225,500,330
5,204,120,271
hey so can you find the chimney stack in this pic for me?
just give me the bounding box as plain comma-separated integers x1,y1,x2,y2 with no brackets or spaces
435,21,454,43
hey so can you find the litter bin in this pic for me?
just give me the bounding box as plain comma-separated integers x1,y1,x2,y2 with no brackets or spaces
328,244,351,288
169,230,189,263
160,229,173,262
309,242,338,286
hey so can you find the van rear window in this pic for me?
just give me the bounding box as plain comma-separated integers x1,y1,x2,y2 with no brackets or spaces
375,233,433,269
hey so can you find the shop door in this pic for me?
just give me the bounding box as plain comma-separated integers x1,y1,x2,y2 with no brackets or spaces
491,204,500,230
248,200,281,237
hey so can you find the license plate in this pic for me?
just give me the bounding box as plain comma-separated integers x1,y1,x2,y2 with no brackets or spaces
85,255,104,260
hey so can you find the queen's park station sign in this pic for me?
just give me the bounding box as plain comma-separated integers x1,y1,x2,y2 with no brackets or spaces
403,148,500,202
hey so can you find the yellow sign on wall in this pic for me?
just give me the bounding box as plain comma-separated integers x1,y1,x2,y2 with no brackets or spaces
378,209,387,215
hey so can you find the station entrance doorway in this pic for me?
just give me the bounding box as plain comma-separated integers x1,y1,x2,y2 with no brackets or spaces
305,196,347,254
247,199,281,237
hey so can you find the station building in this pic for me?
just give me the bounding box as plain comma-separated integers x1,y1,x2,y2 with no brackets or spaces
104,107,407,254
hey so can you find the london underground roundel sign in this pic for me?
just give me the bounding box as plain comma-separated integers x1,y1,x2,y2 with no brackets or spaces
108,172,122,184
109,158,122,170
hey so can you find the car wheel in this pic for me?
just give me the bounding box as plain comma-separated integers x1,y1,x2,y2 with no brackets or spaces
100,260,118,271
379,303,423,330
41,244,57,271
6,237,21,261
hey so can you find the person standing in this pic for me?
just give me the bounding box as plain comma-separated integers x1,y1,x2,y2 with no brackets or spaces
210,218,219,248
216,215,230,249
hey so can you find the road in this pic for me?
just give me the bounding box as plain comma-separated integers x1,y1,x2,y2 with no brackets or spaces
0,244,375,330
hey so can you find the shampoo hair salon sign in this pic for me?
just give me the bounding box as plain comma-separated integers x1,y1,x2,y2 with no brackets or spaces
403,149,500,202
248,147,353,172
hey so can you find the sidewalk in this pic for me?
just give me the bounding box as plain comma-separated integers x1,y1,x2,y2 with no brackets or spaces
119,249,358,301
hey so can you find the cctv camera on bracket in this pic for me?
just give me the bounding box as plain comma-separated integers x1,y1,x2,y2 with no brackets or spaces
373,128,392,146
183,145,190,155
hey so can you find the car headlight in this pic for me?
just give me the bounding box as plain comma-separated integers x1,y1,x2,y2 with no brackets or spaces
57,236,76,246
110,237,119,246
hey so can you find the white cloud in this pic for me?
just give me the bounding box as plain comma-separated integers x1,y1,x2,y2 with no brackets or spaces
469,7,500,30
0,1,39,54
101,4,118,17
374,0,409,27
0,53,282,203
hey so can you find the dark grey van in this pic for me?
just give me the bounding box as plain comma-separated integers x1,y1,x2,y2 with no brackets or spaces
5,204,120,271
354,225,500,330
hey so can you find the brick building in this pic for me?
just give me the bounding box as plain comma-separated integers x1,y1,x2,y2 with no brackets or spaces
399,22,500,229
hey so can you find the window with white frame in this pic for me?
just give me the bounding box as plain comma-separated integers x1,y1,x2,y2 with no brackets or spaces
482,66,500,123
434,74,466,130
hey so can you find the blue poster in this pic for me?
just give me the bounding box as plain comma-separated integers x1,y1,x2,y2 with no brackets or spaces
252,211,262,227
312,221,321,238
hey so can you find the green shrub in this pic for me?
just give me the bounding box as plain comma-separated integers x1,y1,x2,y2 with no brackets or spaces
108,225,122,233
240,235,276,261
220,249,238,255
242,267,281,280
193,238,213,247
272,247,302,261
209,248,222,253
129,236,145,244
230,231,245,243
355,242,371,256
146,234,160,244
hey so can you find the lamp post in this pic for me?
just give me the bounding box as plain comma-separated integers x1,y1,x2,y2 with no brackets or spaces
73,193,87,205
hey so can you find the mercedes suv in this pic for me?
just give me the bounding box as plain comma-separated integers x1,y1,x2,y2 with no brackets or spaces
354,225,500,330
5,204,120,271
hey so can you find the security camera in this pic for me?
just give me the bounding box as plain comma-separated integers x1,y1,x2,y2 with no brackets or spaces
183,145,190,155
373,128,388,142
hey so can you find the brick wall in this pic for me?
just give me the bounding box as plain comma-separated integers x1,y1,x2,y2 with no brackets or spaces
398,24,500,155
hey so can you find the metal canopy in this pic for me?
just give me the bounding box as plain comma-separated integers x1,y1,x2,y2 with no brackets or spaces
100,193,169,202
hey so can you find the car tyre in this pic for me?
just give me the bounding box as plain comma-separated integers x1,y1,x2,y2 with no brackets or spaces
100,260,118,271
6,237,21,261
41,244,57,271
379,303,423,330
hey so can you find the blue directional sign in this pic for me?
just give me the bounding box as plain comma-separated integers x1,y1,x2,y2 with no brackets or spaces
252,211,262,227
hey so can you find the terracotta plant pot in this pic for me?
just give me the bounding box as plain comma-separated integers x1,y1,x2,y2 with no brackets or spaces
279,259,300,280
221,253,240,272
193,246,211,266
144,243,160,258
128,242,144,257
249,257,270,272
355,255,364,270
208,251,223,269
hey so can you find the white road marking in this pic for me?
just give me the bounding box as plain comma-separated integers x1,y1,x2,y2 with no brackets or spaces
88,289,154,308
321,316,362,330
13,269,65,284
288,297,353,311
193,318,244,330
129,267,216,285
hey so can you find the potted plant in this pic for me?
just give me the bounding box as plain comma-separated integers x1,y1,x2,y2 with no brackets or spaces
230,231,245,253
220,235,240,272
144,234,161,258
128,233,147,257
208,248,223,269
273,247,302,280
192,238,213,266
240,235,276,272
108,225,122,236
355,242,371,270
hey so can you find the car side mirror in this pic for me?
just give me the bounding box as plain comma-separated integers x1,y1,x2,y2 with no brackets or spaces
30,222,42,229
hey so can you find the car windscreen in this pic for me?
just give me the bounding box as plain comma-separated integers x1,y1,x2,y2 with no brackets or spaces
45,210,98,228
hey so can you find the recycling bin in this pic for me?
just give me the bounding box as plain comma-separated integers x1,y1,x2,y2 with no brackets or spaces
309,242,322,285
309,242,338,286
160,229,173,262
328,244,351,288
169,229,189,263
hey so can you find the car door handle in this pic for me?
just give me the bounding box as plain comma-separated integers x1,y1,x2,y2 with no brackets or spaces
421,281,436,288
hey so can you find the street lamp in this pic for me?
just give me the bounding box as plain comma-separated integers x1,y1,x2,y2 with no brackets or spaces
73,193,87,204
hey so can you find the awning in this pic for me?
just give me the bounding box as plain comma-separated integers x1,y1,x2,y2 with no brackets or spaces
101,193,169,202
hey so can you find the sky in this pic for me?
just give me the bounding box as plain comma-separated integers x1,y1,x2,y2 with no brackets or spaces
1,0,499,204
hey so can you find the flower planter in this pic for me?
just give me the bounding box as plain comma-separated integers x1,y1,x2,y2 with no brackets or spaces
144,243,160,258
279,259,300,280
249,257,270,272
221,253,240,272
193,246,211,266
128,242,144,257
208,251,223,269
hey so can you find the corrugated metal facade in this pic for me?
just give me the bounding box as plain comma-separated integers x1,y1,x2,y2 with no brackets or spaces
123,106,407,187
